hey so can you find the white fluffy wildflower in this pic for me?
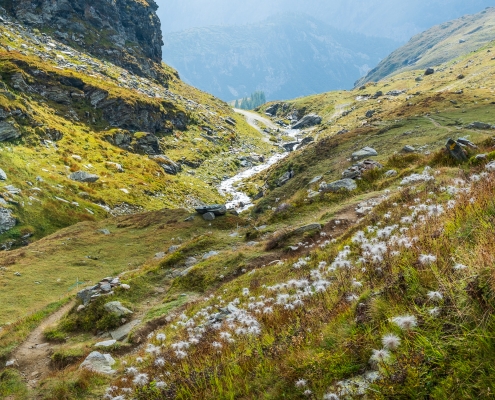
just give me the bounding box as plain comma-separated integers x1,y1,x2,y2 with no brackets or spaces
133,373,149,387
125,367,139,376
304,389,313,396
391,315,417,330
156,333,166,342
382,334,401,350
295,379,307,387
212,341,222,349
175,350,187,359
419,254,436,265
429,307,441,317
263,306,274,314
427,291,443,302
154,357,166,367
346,294,359,302
369,349,391,364
323,393,340,400
242,288,250,296
454,263,468,271
427,205,444,217
485,161,495,172
155,381,167,389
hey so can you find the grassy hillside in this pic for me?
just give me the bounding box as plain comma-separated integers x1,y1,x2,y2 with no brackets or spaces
356,7,495,86
2,35,495,399
0,16,273,248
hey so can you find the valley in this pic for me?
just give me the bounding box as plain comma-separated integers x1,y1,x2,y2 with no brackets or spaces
1,2,495,399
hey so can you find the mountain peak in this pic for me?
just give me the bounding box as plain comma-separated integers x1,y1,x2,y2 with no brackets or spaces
0,0,165,81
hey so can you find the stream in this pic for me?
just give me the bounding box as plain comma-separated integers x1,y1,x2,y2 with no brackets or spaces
218,152,288,212
217,109,306,212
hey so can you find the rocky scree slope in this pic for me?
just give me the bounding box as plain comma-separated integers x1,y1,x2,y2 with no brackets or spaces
0,11,272,248
0,0,166,82
356,6,495,86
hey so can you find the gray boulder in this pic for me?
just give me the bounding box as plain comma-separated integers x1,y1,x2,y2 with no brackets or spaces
466,122,494,130
446,138,467,161
292,114,322,129
402,145,415,153
151,155,181,175
69,171,100,183
277,170,294,186
424,68,435,76
79,352,116,374
384,170,398,178
0,208,16,233
195,204,226,216
77,287,97,305
282,142,299,152
110,319,141,341
365,110,376,118
0,168,7,180
321,179,357,193
103,301,133,317
203,212,215,221
352,147,378,161
0,121,21,142
293,223,322,234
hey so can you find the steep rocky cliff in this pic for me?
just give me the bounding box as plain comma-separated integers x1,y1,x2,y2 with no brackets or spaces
0,0,166,81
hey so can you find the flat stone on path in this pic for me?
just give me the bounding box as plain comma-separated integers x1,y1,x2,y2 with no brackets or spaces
110,319,141,341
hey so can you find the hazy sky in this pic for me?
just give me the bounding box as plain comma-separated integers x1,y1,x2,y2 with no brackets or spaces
156,0,493,41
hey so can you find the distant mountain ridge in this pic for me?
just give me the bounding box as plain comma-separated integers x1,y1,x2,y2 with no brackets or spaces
356,7,495,86
162,13,399,101
159,0,494,42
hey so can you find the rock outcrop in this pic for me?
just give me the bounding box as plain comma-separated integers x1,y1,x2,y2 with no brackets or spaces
1,0,166,81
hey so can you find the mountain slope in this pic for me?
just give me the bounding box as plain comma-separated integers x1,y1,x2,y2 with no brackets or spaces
0,7,272,248
162,13,399,101
357,6,495,85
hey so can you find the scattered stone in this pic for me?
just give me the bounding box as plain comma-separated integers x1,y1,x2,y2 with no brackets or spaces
475,154,487,160
5,359,17,367
342,159,382,179
184,216,195,222
79,351,116,374
445,138,467,161
202,212,215,221
120,284,130,290
69,171,99,183
0,168,7,180
0,121,21,142
110,319,141,341
154,252,165,259
466,121,494,130
365,110,376,118
457,137,477,148
94,339,116,347
168,245,180,253
292,114,322,129
321,179,358,192
195,204,226,216
277,170,294,186
384,170,398,177
104,301,132,317
308,176,322,185
457,74,465,79
98,228,110,235
151,155,181,175
293,223,322,234
351,147,378,161
77,305,85,312
402,145,415,153
0,208,16,233
185,257,198,268
203,250,219,260
424,68,435,76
